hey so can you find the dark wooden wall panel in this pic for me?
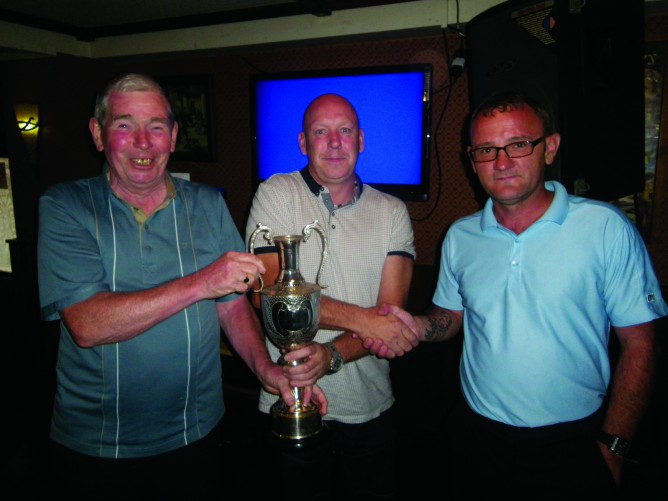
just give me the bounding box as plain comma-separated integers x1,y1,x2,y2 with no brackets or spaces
646,11,668,287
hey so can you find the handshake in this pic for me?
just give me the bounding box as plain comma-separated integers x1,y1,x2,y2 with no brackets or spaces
353,302,462,357
352,303,421,359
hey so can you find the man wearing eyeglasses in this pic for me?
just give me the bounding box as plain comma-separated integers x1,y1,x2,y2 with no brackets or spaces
370,90,667,498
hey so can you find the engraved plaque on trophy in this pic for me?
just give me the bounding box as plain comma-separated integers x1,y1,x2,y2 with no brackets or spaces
249,221,328,448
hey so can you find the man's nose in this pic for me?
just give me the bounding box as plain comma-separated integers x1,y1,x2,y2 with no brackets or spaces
134,128,151,149
493,147,512,168
328,132,341,148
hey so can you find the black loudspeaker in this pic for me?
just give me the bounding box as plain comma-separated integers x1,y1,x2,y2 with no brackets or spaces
466,0,645,201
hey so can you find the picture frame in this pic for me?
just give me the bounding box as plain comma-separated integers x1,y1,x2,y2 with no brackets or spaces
0,157,18,273
160,75,216,162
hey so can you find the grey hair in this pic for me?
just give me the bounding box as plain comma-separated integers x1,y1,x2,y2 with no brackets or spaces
94,73,174,127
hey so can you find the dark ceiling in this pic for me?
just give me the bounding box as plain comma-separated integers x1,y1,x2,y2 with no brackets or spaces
0,0,420,41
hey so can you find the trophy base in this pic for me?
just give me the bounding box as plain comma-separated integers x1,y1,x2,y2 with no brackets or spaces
269,399,325,450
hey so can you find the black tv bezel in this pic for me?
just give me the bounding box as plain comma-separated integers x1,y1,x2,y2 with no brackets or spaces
249,63,433,202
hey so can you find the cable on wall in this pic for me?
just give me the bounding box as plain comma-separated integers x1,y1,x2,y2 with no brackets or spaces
410,15,466,223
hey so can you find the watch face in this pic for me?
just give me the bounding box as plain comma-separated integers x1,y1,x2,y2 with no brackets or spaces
327,343,343,373
610,437,630,455
599,432,631,457
332,353,343,371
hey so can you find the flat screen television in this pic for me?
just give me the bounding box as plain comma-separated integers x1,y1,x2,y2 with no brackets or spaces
250,64,433,201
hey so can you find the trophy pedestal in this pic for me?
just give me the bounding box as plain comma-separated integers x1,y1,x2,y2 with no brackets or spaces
270,399,324,449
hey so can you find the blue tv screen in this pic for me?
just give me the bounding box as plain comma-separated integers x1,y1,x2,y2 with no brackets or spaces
250,64,433,201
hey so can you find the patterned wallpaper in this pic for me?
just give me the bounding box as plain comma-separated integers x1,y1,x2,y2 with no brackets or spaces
7,26,666,286
159,32,482,268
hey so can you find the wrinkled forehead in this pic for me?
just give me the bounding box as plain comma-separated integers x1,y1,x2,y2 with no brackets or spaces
470,106,544,143
106,90,173,124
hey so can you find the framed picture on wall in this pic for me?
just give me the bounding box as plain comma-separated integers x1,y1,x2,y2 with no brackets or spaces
0,157,18,273
160,75,216,162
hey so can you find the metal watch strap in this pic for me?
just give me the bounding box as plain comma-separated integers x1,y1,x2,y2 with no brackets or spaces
598,431,631,457
325,342,343,374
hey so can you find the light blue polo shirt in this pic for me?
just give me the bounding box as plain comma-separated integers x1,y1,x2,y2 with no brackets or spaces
38,169,244,458
433,181,667,427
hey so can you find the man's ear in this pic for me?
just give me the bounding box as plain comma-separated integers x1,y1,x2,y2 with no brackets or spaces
89,118,104,152
467,147,477,174
298,131,307,155
544,132,561,165
170,122,179,153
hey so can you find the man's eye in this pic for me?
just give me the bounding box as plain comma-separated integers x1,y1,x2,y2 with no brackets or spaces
510,142,529,150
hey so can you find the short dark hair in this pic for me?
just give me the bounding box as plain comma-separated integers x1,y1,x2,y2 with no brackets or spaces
469,90,555,139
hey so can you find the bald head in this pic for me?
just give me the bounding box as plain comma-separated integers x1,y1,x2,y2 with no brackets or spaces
302,94,359,132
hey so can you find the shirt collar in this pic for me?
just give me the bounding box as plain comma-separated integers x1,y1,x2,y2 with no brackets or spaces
103,163,177,221
299,167,363,209
480,180,568,231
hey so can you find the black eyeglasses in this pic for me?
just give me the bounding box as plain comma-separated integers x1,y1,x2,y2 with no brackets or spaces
468,137,545,162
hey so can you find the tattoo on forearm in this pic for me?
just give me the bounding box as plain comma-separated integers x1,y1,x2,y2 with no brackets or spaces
424,313,452,342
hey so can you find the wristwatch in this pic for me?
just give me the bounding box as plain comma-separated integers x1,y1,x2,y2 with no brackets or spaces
325,342,344,374
598,431,631,457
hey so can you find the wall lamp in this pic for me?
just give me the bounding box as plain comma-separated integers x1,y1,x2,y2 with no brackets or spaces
14,103,40,163
17,116,39,132
14,103,40,134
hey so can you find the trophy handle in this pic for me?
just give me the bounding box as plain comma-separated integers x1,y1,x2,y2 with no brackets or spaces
248,223,274,293
249,220,328,292
302,221,328,289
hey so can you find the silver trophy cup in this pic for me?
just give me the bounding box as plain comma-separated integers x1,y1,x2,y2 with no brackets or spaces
249,221,328,447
